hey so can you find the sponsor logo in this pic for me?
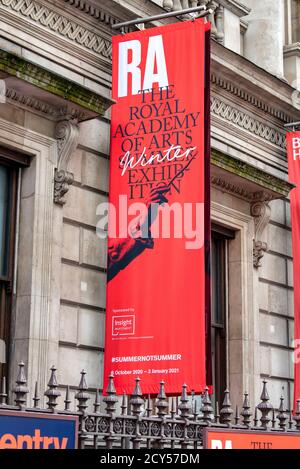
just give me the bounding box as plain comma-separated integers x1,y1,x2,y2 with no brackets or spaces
112,315,135,336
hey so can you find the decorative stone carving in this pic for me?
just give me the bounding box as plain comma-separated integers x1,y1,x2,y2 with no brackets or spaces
5,88,93,121
211,96,286,149
0,0,112,59
54,119,79,205
211,73,292,123
0,50,112,117
64,0,122,26
0,79,6,104
214,4,224,44
250,200,271,268
54,170,74,206
211,150,295,198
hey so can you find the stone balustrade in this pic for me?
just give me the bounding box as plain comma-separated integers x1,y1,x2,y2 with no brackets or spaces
162,0,224,44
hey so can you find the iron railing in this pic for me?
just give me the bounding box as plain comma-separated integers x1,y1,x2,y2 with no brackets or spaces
1,362,300,449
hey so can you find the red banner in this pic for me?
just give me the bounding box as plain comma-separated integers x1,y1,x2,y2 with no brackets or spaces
204,428,300,449
103,19,210,395
287,131,300,408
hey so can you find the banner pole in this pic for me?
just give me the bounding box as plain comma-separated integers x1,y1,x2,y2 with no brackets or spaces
284,122,300,129
112,6,212,30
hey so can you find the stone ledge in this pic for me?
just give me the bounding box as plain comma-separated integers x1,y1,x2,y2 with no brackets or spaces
0,49,114,119
284,43,300,59
219,0,251,18
212,149,295,200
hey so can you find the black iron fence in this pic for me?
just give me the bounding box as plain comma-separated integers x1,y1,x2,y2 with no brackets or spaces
1,362,300,449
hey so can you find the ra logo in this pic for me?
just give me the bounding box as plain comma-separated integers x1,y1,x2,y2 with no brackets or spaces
292,137,300,161
117,35,169,98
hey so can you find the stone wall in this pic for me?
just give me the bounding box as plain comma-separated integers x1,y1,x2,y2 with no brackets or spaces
259,197,294,407
58,116,110,394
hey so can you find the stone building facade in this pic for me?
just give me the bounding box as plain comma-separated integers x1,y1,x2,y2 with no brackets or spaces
0,0,300,411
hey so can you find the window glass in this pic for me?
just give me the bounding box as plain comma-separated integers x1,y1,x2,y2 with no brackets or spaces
211,232,228,407
0,165,9,277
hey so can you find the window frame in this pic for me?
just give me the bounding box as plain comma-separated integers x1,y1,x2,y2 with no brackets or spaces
211,226,234,407
0,146,29,379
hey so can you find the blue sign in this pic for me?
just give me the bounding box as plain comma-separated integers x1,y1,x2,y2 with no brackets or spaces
0,411,78,449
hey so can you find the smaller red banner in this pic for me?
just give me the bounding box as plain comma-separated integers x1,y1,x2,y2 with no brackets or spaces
204,428,300,449
286,131,300,410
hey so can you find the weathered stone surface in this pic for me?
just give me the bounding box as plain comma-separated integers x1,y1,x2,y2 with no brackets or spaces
61,263,106,309
78,309,105,348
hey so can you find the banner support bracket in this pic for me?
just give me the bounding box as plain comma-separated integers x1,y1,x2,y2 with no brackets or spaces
112,6,212,30
284,121,300,132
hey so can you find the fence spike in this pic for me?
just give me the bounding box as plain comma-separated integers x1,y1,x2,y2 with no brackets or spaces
220,389,233,426
0,376,7,405
294,400,300,430
254,406,258,427
178,384,191,418
103,373,118,415
277,395,287,431
156,381,168,418
44,366,61,412
106,372,116,395
75,369,90,414
289,410,293,430
257,381,273,428
146,394,152,418
235,405,239,425
130,377,144,416
13,362,29,409
94,389,101,414
241,392,252,427
121,392,127,416
33,381,40,409
170,397,176,419
193,399,198,420
271,408,276,429
201,386,213,424
64,385,71,411
215,401,220,424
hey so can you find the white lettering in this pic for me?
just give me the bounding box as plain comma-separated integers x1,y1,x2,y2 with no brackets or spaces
143,35,169,91
118,40,141,97
118,36,169,97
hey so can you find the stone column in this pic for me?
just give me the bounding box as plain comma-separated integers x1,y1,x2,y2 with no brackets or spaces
243,0,284,78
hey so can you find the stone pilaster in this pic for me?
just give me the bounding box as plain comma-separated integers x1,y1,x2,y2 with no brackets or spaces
243,0,285,78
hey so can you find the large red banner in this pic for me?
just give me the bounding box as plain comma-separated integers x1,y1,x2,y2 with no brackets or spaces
103,19,210,395
287,131,300,408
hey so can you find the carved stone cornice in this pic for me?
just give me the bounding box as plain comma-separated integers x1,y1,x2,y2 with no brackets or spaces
211,149,287,268
211,176,272,202
0,50,114,117
0,0,113,58
64,0,120,25
211,96,286,149
211,73,292,123
63,0,132,32
212,150,295,199
54,119,79,205
250,200,271,268
5,87,91,121
218,0,250,17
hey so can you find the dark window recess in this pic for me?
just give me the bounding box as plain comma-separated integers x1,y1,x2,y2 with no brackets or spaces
211,228,234,407
0,146,29,380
